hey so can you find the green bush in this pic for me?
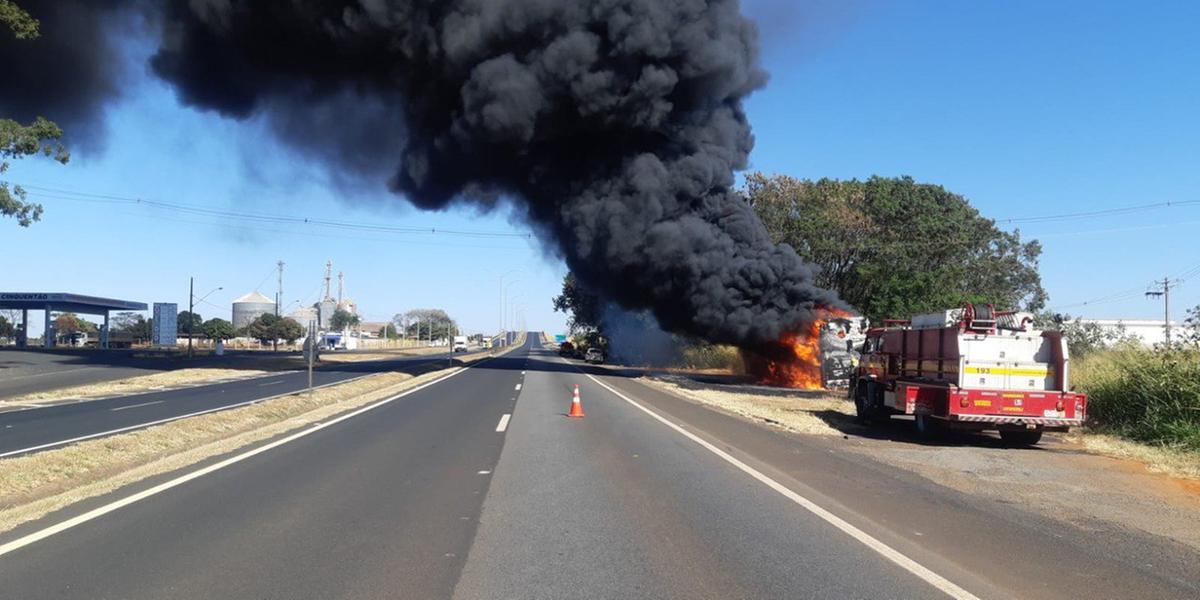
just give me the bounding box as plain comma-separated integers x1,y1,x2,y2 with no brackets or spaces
1074,347,1200,450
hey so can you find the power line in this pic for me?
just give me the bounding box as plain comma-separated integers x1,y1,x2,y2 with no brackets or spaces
998,199,1200,224
18,183,533,240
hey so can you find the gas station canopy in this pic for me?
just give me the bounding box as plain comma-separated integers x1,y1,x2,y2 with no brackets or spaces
0,292,148,348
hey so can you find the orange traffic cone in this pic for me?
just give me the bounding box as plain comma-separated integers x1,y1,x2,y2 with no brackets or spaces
567,384,585,418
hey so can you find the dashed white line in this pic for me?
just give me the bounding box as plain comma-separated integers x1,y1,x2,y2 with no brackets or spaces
110,400,164,412
477,470,492,475
495,413,511,432
258,380,285,387
514,384,522,391
584,373,981,600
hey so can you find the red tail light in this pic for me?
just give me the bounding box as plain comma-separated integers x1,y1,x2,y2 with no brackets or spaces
959,396,970,408
1056,399,1064,412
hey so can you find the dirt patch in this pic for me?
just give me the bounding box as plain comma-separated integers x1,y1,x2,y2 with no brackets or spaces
639,376,855,436
2,368,270,406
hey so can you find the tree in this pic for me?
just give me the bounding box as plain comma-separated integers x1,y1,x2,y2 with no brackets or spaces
242,313,304,346
744,174,1046,323
1034,312,1140,356
552,273,604,335
380,323,400,339
0,314,13,340
402,309,457,341
112,313,152,343
53,313,95,335
1,2,69,227
1183,305,1200,347
200,318,236,341
176,311,203,335
329,309,360,332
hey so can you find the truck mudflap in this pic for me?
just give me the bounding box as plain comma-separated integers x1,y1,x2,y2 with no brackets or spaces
948,414,1084,428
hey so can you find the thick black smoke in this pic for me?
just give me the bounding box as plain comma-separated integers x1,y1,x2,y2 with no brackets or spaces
0,0,135,149
6,1,840,347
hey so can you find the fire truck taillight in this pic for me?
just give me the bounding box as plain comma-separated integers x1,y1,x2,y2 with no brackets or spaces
1056,399,1064,412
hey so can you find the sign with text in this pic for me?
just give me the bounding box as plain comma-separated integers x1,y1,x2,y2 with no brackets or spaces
152,302,178,347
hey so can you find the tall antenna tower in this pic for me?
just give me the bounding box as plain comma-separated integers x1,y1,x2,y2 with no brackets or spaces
323,260,333,300
276,260,285,316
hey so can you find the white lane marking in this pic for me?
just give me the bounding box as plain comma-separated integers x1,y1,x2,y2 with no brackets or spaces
477,470,491,475
258,380,285,387
514,384,522,391
495,413,511,432
0,374,376,459
110,400,164,412
4,367,97,381
0,365,481,558
585,373,981,600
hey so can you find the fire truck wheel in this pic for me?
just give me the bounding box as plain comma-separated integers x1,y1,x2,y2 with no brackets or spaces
914,413,945,439
853,382,871,423
999,429,1043,447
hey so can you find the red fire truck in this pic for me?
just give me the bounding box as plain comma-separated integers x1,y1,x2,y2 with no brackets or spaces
850,303,1086,446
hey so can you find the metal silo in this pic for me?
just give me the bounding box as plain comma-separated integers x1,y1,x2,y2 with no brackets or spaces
232,291,276,330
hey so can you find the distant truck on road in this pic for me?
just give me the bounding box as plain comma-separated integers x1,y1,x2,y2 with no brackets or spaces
453,335,469,353
851,303,1087,446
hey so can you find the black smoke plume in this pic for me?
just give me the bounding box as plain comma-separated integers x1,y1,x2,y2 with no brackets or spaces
0,0,135,149
4,1,840,347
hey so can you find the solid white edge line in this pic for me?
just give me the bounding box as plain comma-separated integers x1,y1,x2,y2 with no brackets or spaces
0,364,480,558
584,373,981,600
0,373,377,459
495,413,511,432
109,400,165,412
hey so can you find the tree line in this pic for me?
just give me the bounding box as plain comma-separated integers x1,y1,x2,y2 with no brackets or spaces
556,173,1048,342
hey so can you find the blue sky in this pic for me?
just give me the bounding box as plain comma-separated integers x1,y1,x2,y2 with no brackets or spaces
4,0,1198,335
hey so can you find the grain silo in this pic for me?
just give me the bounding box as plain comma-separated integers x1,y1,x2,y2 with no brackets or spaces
232,291,275,330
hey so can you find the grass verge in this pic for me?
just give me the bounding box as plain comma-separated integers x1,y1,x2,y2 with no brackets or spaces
639,376,852,436
3,368,269,406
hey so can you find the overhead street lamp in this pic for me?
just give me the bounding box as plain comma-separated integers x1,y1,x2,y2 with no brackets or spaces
502,280,523,343
498,268,524,338
188,277,222,359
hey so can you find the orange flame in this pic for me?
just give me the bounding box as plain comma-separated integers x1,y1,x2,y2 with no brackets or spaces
757,307,855,390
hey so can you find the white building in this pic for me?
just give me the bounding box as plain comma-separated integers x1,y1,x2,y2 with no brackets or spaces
1078,319,1180,347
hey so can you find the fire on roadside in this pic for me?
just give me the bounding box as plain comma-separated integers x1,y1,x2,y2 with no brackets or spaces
748,306,855,390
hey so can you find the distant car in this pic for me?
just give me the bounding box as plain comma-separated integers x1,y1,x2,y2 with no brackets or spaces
559,342,575,357
585,348,604,364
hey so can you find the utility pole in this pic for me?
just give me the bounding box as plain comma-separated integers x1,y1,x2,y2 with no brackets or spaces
1146,277,1179,347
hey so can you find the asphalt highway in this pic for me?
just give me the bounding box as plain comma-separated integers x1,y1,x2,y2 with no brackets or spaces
0,335,1195,598
0,351,456,457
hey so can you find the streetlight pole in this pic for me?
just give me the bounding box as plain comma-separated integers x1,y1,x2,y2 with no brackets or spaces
188,279,223,359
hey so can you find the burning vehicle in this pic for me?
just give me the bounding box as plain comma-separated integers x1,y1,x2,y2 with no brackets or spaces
746,308,867,390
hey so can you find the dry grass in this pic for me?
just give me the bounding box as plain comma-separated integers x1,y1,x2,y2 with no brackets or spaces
3,368,269,405
0,368,456,534
640,376,853,436
1065,430,1200,480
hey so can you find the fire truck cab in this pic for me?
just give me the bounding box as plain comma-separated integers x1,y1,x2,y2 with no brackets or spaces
850,303,1086,446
